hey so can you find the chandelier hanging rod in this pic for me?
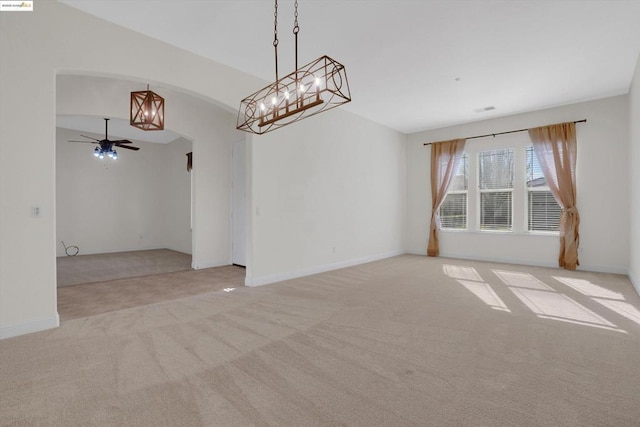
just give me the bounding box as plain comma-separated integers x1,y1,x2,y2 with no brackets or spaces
422,119,587,146
273,0,279,83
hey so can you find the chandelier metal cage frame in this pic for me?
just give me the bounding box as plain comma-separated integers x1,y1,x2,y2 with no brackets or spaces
236,0,351,135
130,85,165,131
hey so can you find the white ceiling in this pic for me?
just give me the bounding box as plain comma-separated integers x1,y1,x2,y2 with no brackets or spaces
59,0,640,134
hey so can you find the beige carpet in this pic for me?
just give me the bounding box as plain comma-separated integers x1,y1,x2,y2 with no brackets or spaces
57,249,192,287
2,255,640,426
58,265,246,321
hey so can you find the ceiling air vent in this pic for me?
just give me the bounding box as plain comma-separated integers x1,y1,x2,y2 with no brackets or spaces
473,106,496,113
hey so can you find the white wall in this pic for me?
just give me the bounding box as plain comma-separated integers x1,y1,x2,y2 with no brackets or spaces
163,138,193,255
56,127,191,257
0,1,252,338
406,96,629,274
629,55,640,294
248,110,407,285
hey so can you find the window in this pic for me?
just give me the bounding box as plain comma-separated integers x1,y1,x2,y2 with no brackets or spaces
479,149,514,231
526,146,561,232
438,138,562,235
440,154,468,229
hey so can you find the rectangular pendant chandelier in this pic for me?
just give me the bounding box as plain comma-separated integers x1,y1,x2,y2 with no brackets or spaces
237,55,351,135
236,0,351,135
130,85,165,131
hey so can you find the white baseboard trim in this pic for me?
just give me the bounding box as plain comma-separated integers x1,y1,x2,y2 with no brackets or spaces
630,270,640,296
192,259,229,270
0,313,59,340
576,264,629,275
408,251,629,275
246,250,405,287
438,252,559,269
405,250,426,256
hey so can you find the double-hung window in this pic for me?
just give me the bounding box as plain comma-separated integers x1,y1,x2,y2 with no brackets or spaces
478,149,514,231
526,146,561,232
439,154,468,230
438,139,561,234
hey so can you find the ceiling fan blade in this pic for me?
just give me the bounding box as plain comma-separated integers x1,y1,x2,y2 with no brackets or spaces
68,140,97,144
116,144,140,151
80,135,100,141
110,139,133,144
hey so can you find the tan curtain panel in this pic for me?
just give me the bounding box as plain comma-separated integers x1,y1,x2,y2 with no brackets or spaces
427,138,466,257
528,122,580,270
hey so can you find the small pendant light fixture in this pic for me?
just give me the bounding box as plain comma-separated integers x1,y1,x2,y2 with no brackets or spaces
130,84,165,131
237,0,351,135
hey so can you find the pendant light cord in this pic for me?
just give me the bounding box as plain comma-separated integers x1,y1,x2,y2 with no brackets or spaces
274,0,301,89
273,0,279,83
293,0,299,71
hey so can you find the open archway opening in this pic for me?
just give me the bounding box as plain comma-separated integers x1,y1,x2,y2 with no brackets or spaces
55,73,247,320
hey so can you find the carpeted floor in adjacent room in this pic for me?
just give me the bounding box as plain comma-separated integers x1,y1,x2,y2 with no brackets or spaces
57,264,246,321
57,249,193,287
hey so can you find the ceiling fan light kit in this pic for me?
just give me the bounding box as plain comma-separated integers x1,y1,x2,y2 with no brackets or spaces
236,0,351,135
93,145,118,160
68,118,140,160
130,84,165,131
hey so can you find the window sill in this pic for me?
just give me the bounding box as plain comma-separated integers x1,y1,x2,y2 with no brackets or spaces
440,229,559,237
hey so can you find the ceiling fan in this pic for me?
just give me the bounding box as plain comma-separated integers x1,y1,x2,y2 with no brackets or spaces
68,118,140,160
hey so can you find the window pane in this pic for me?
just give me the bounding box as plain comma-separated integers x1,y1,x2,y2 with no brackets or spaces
479,149,514,189
481,192,512,231
448,154,468,191
528,190,561,231
526,146,548,188
440,193,467,229
439,153,468,230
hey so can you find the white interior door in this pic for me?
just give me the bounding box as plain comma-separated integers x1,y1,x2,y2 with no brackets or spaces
231,139,247,266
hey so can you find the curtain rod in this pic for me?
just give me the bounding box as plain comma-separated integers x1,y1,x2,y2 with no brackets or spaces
422,119,587,146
